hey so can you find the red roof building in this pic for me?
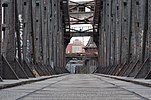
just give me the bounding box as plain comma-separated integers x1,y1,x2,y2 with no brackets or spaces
66,39,85,54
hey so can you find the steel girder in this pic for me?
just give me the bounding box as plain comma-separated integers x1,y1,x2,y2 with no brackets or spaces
0,0,2,81
96,0,151,79
64,1,95,40
0,0,68,80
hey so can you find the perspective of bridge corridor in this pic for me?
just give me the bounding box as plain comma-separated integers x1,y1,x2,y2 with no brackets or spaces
0,0,151,99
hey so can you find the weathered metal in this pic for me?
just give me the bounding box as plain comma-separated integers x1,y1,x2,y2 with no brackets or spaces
0,0,151,81
96,0,151,79
0,0,69,80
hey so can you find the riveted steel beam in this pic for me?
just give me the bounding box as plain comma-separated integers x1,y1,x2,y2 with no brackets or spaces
96,0,151,79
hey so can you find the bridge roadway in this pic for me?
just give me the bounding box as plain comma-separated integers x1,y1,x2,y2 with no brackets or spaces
0,74,151,100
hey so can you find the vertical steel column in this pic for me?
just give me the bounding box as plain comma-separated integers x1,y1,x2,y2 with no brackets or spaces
105,0,111,67
0,0,3,81
98,0,105,73
44,0,54,74
31,0,45,76
141,0,148,63
128,0,147,77
33,0,41,64
21,0,36,77
145,0,151,79
52,0,57,72
47,0,56,74
98,1,103,69
135,0,150,78
2,1,18,79
1,0,28,79
116,0,133,76
22,0,29,63
123,0,137,76
50,0,54,70
110,0,116,67
40,0,49,75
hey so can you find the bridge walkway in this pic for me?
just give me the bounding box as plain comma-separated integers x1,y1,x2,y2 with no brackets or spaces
0,74,151,100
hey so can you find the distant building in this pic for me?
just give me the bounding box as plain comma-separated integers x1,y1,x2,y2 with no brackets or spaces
84,37,98,55
66,39,85,54
83,37,98,73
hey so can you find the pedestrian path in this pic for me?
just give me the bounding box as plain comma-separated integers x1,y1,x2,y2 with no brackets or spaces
0,74,67,89
0,74,151,100
95,73,151,87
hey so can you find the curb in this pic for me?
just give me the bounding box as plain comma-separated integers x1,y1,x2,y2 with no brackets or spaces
0,74,68,89
94,73,151,87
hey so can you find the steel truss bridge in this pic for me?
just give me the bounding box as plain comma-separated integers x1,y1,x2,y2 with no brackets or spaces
0,0,150,82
